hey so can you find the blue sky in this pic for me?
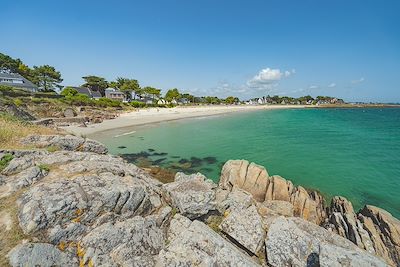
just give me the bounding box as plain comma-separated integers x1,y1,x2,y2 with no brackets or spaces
2,0,400,102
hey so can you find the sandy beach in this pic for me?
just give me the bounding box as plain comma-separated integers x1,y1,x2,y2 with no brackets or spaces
62,105,305,136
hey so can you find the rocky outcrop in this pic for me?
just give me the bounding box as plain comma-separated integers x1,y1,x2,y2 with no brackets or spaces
157,214,260,266
327,197,400,266
21,134,108,154
162,172,216,219
220,160,326,224
8,243,78,267
266,216,387,267
1,138,398,266
219,205,265,255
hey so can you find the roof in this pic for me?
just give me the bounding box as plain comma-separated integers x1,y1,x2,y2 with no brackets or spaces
91,91,102,98
0,72,38,90
70,87,92,97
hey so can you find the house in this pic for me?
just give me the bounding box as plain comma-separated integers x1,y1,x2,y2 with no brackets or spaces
0,72,38,92
157,99,167,105
105,88,126,102
68,87,101,99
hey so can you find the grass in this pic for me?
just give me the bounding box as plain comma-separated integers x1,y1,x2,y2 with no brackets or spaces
0,154,13,172
0,189,28,267
38,164,50,172
0,113,60,149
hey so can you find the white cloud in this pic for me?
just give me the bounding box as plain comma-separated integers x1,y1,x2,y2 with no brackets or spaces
351,77,365,84
247,68,293,88
328,83,336,88
309,85,318,89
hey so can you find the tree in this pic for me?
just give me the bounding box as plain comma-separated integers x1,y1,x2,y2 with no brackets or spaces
0,53,21,73
143,86,161,102
117,78,141,101
181,93,195,103
82,75,108,96
224,96,239,104
60,87,78,97
32,65,63,91
165,88,180,102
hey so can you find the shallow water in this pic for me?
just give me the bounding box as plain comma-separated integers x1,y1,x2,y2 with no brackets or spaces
93,108,400,218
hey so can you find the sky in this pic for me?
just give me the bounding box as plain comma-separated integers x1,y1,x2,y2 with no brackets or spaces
2,0,400,102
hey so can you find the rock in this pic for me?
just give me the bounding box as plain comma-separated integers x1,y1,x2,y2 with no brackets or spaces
158,215,260,266
216,187,254,213
79,139,108,154
63,108,76,118
358,205,400,266
80,216,164,266
219,160,269,202
257,200,294,217
12,166,47,190
162,172,216,219
18,172,156,236
319,242,387,267
8,243,78,267
265,216,387,267
290,186,326,224
1,154,35,175
20,135,108,154
328,196,376,254
219,205,265,255
219,160,326,224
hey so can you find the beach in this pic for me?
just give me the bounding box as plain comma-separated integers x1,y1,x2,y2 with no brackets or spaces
62,105,305,136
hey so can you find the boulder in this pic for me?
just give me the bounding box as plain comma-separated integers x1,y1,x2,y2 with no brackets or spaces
219,160,327,224
63,108,76,118
162,172,216,219
358,205,400,266
80,216,164,266
265,216,387,267
290,186,326,224
158,215,260,266
20,135,108,154
11,166,47,190
8,243,78,267
257,200,294,217
216,187,255,213
219,160,269,202
18,172,157,236
219,205,265,255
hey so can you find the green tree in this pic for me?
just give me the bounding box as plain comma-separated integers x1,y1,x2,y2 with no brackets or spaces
143,86,161,102
82,75,108,96
224,96,239,104
32,65,63,91
0,53,21,73
118,78,141,101
180,93,195,103
165,88,180,102
60,87,78,97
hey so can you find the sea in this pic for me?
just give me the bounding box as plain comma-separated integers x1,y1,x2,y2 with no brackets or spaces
92,107,400,218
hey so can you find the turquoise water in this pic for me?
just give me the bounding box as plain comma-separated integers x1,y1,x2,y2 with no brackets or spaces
93,108,400,218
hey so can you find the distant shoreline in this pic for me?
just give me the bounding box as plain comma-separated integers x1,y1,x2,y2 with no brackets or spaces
61,103,400,137
62,105,305,136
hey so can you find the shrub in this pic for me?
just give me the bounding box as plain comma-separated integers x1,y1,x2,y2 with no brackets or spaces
0,85,15,92
38,164,50,172
0,154,13,172
96,97,121,108
130,101,146,108
13,98,23,107
65,94,93,106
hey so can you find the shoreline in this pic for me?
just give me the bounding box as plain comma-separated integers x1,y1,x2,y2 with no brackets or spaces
62,105,305,136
